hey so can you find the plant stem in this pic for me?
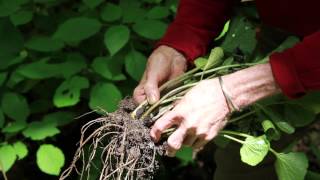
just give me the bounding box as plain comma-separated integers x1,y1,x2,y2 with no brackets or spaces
220,130,252,138
220,134,245,144
0,161,8,180
269,148,278,156
228,111,255,124
140,82,198,120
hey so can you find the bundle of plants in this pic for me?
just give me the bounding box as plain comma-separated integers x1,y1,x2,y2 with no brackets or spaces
60,34,319,180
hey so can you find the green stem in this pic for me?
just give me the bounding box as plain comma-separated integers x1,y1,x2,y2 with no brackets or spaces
220,134,245,144
140,82,198,120
228,111,255,124
220,130,252,138
269,148,278,156
0,161,8,180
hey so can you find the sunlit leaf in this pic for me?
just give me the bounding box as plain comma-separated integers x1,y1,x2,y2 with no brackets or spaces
2,121,27,133
22,120,60,140
240,135,270,166
53,76,89,108
13,141,28,160
36,144,65,176
0,145,16,172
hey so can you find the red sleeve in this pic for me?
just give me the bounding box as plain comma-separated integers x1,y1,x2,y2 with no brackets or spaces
157,0,234,61
270,31,320,98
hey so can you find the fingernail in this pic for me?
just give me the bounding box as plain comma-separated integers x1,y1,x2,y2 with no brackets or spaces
148,94,157,104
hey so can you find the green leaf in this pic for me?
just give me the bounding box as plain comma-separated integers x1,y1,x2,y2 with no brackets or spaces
53,76,89,108
221,16,256,54
91,56,126,81
284,104,316,127
17,53,86,79
53,17,101,43
146,6,169,19
175,146,193,166
203,47,224,71
194,57,208,70
13,141,28,160
240,135,270,166
82,0,103,8
100,3,122,22
273,36,300,53
10,10,33,26
104,25,130,56
261,119,280,140
0,0,27,17
0,109,4,128
292,92,320,114
306,171,320,180
1,92,30,122
2,121,27,133
22,120,60,140
0,145,16,172
42,111,75,127
275,152,308,180
89,83,122,112
25,36,64,52
36,144,65,176
125,50,147,81
215,20,230,41
0,19,23,69
0,72,7,86
261,106,295,134
120,0,145,23
133,19,167,40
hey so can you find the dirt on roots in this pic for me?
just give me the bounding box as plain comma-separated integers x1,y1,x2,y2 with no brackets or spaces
60,98,166,180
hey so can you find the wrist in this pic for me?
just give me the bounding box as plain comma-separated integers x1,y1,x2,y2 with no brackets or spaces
222,63,281,109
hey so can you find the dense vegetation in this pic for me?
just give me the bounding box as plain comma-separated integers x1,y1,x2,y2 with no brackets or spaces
0,0,319,180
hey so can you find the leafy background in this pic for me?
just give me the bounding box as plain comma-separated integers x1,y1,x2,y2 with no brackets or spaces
1,0,320,180
0,0,179,178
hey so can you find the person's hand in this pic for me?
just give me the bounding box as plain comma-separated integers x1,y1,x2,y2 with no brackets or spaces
150,79,231,156
133,45,187,104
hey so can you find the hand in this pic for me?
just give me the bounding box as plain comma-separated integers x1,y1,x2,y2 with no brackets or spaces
133,45,187,104
150,79,231,157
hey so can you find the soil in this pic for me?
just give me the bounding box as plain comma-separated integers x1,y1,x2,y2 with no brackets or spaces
60,98,165,180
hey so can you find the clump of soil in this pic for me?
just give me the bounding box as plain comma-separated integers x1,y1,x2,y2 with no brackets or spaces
60,98,165,180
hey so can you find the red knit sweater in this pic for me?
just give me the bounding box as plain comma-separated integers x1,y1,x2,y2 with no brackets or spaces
158,0,320,98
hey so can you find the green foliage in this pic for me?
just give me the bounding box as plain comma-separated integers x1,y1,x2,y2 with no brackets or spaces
0,0,175,176
240,135,270,166
274,152,308,180
36,144,65,176
175,146,194,166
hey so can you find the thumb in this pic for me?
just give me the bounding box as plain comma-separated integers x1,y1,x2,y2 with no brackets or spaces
144,77,160,104
144,68,161,104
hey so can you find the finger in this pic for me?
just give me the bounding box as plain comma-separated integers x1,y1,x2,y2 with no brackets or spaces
182,128,197,147
168,65,186,80
133,72,147,104
133,85,146,104
192,134,209,150
144,66,161,104
183,134,197,147
150,111,180,142
166,126,187,157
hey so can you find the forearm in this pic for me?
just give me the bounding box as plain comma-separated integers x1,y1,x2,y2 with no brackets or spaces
222,63,281,109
